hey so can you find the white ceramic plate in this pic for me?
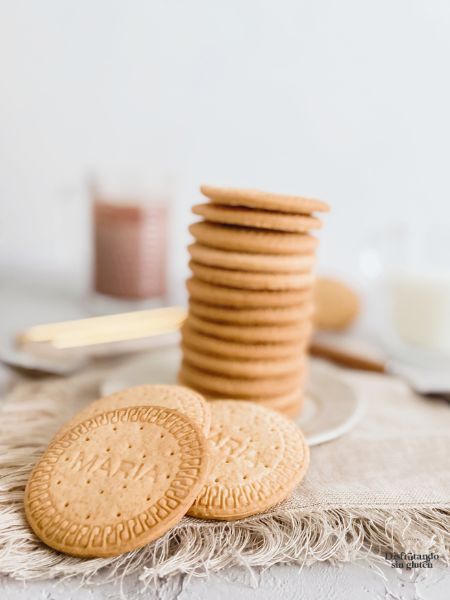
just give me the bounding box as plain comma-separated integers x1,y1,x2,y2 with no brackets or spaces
101,347,362,446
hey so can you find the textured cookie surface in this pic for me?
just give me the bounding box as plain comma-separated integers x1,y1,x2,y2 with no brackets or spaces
179,377,306,409
189,261,315,291
179,362,302,397
188,243,315,273
188,400,309,519
25,406,208,557
182,325,308,360
193,204,321,233
277,398,304,419
182,345,304,378
257,388,305,410
200,185,329,214
189,300,314,325
186,313,312,343
314,277,360,331
57,385,211,438
189,222,318,255
187,278,312,308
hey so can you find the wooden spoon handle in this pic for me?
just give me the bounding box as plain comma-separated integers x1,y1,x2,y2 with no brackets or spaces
309,340,386,373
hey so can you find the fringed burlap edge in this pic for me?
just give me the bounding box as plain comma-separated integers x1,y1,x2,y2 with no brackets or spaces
0,372,448,586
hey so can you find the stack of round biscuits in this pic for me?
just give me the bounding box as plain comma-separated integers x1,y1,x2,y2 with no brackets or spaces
179,185,329,417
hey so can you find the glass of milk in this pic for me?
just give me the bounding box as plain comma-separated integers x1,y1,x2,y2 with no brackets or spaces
389,270,450,354
360,225,450,357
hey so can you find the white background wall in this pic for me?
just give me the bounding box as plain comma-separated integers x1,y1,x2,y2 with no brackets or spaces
1,0,450,301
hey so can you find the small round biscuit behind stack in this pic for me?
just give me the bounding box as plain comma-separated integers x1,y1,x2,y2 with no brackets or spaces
179,185,329,418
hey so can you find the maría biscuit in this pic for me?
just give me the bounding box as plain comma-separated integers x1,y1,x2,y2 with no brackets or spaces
260,390,304,415
188,243,316,273
187,277,313,308
189,222,318,255
57,385,211,438
25,406,208,557
314,277,360,331
178,362,303,398
182,344,304,378
182,325,308,360
188,400,309,519
189,261,315,291
186,313,312,343
193,204,321,233
180,375,306,408
189,300,314,325
200,184,329,214
277,398,304,419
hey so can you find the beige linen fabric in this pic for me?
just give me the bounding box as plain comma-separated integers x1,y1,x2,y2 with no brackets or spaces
0,359,449,584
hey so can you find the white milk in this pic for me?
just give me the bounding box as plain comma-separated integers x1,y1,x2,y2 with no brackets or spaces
389,270,450,354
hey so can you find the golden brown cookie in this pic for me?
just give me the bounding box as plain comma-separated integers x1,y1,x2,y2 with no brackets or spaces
189,222,318,255
188,400,309,519
200,184,329,214
192,204,321,233
314,277,360,331
253,387,305,409
178,362,302,398
182,325,308,360
24,406,208,557
277,398,304,419
186,278,313,308
182,345,304,378
189,261,315,291
186,313,312,343
57,385,211,438
181,377,306,408
188,243,316,273
260,390,304,415
189,300,314,325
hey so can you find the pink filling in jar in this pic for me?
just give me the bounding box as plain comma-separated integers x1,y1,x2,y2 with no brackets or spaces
93,198,167,300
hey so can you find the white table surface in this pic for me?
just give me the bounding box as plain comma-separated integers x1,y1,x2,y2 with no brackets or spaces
1,562,448,600
0,281,448,600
